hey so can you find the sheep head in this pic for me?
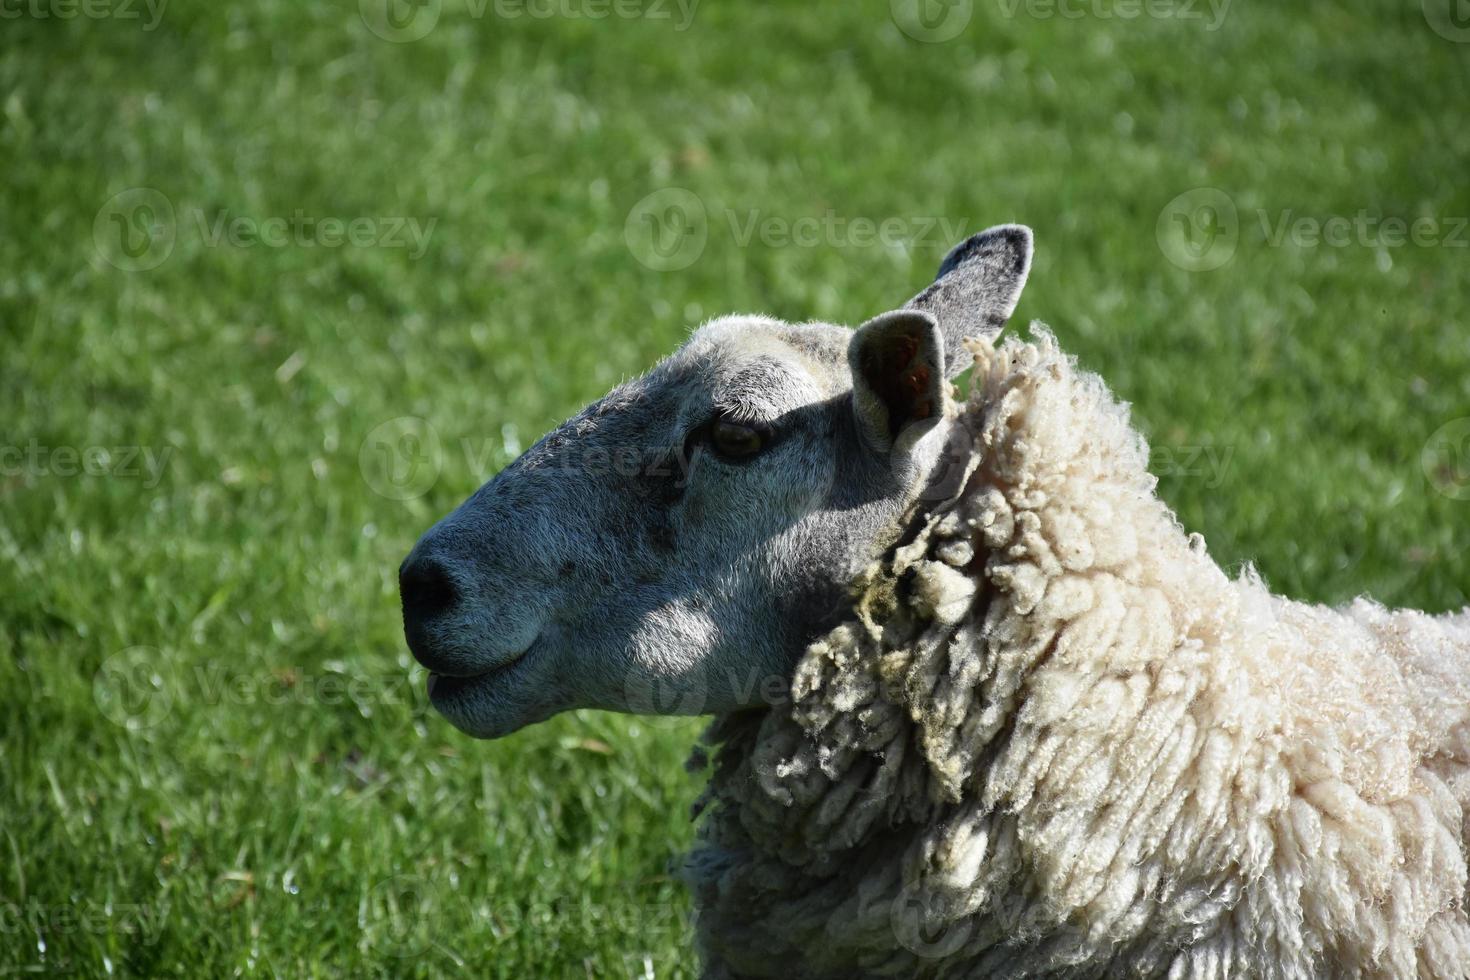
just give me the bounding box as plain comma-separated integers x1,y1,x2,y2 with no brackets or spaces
400,225,1033,738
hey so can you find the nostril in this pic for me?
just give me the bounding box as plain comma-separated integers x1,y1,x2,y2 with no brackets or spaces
400,557,460,623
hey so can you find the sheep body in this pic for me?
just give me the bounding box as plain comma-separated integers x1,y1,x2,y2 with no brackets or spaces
684,329,1470,979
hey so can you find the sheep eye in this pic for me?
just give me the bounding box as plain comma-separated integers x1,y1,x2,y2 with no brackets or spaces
709,418,767,459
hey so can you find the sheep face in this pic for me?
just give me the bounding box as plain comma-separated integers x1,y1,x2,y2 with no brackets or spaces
400,226,1033,738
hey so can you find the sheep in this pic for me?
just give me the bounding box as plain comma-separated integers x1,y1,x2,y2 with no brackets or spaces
683,329,1470,979
400,226,1470,978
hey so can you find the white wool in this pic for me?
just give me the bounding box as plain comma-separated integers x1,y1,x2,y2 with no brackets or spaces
683,329,1470,979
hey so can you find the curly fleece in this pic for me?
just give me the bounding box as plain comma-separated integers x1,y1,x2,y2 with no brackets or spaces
683,330,1470,979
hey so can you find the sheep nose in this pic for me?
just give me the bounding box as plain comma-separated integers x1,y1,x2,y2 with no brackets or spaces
401,554,458,621
400,554,467,673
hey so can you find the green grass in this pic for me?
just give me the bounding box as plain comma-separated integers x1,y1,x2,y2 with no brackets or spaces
3,0,1468,975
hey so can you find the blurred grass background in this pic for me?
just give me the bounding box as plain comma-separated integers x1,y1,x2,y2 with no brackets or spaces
2,0,1468,975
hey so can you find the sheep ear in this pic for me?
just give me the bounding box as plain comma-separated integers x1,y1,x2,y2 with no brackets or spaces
848,310,946,455
903,224,1033,378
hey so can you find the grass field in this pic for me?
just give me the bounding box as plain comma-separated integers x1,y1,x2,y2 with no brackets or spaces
3,0,1468,975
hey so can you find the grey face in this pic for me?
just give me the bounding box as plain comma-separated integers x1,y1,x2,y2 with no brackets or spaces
400,226,1033,738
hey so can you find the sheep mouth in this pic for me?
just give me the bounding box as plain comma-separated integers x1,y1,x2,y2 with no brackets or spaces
427,664,505,694
426,643,537,704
